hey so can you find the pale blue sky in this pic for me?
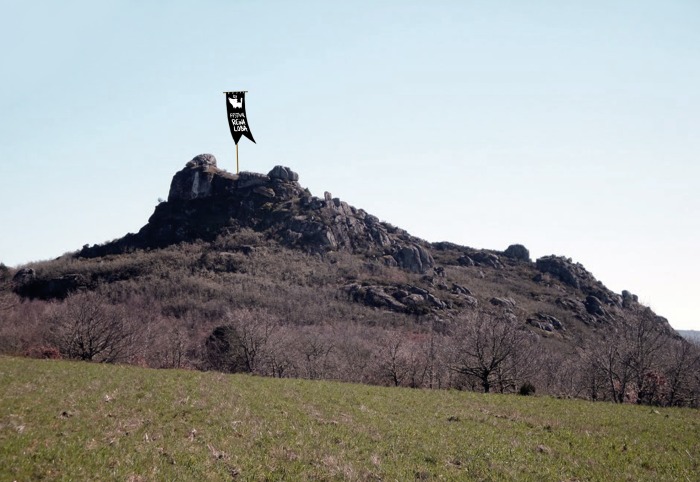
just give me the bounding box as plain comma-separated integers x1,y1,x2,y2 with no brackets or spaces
1,1,698,329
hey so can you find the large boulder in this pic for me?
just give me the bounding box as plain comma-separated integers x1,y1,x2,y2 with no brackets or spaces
503,244,531,262
268,165,299,182
393,244,434,274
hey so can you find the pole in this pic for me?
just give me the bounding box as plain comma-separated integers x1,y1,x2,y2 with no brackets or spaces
236,143,239,174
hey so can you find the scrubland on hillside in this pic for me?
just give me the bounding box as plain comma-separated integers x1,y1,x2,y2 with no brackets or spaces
2,230,700,407
3,161,700,408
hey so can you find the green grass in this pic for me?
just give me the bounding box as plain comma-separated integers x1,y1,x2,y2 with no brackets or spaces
1,357,698,481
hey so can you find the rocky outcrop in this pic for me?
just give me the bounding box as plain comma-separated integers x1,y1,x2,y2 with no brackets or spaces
345,283,447,314
80,157,434,273
535,256,586,289
14,273,90,300
527,313,564,332
471,252,503,269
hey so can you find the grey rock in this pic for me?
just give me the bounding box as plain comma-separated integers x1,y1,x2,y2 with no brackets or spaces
253,186,276,198
503,244,531,262
168,158,237,201
621,290,638,308
451,283,473,296
556,297,586,313
404,293,426,306
346,284,407,312
12,268,36,284
237,172,270,189
490,297,516,310
393,244,435,273
426,293,446,309
472,251,503,269
186,153,217,168
535,256,583,289
268,165,299,182
529,313,564,330
457,255,475,267
584,295,606,317
382,255,398,267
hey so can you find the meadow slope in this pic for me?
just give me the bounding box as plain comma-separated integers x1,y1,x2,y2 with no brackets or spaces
1,357,698,481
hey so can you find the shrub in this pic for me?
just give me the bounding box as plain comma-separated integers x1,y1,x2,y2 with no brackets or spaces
519,382,536,396
23,345,61,359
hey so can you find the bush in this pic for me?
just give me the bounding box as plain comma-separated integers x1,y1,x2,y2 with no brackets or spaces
24,345,61,359
519,382,536,396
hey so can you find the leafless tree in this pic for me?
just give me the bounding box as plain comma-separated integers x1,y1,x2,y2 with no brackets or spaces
295,329,335,380
377,335,406,387
51,292,134,362
586,309,669,404
205,308,279,374
663,338,700,406
449,312,525,393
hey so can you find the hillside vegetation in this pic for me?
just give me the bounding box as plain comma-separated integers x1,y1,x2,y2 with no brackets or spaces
1,357,698,481
2,158,699,406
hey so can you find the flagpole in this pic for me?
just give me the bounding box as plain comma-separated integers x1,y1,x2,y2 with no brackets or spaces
236,143,239,174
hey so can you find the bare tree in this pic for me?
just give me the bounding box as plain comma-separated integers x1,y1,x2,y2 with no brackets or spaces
51,292,133,362
663,338,700,406
449,312,524,393
587,309,670,404
205,308,279,374
377,334,410,387
295,329,335,380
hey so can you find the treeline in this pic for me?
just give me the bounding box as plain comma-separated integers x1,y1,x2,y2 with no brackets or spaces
2,288,698,407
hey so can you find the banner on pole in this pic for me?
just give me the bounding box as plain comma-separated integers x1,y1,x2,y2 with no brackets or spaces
224,91,256,145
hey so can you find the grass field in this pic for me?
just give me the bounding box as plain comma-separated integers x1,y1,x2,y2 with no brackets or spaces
1,356,698,481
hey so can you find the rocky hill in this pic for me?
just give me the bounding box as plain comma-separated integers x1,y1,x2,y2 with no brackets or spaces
3,154,694,404
79,154,434,274
14,154,673,335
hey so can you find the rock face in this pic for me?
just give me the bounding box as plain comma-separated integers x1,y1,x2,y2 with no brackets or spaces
168,154,237,201
81,157,434,273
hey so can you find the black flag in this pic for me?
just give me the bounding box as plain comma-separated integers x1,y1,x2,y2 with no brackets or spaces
225,91,256,144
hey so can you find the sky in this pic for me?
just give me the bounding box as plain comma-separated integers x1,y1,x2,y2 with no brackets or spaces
1,1,699,329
